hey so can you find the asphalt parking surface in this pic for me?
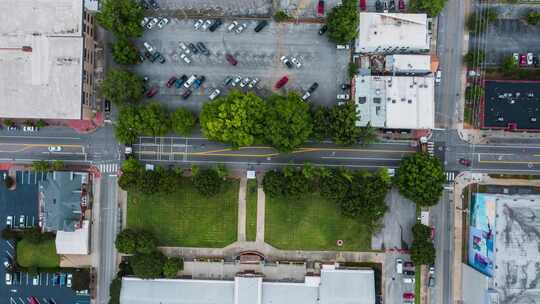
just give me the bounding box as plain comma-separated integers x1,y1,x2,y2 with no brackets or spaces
279,0,411,18
153,0,272,16
0,171,90,304
132,18,350,113
384,252,416,304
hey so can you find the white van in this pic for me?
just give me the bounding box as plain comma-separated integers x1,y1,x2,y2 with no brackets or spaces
403,277,415,284
396,258,403,274
183,75,198,88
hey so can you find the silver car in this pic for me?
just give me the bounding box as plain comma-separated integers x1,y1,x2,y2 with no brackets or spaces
146,17,159,29
235,23,247,34
248,78,259,89
240,77,250,88
201,19,212,30
157,17,169,29
140,17,150,27
232,76,242,87
180,53,191,64
209,88,221,100
194,19,204,30
178,42,190,54
227,21,238,32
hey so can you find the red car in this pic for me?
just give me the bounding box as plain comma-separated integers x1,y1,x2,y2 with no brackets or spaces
317,0,325,17
459,158,471,167
225,54,238,66
360,0,366,10
403,293,415,300
275,76,289,89
166,76,177,88
398,0,405,10
519,54,527,67
146,86,159,98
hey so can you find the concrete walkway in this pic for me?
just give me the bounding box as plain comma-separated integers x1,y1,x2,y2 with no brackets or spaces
255,180,266,242
237,176,247,242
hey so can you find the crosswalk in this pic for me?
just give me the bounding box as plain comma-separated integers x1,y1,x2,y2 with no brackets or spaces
446,171,456,182
97,163,118,174
427,141,435,156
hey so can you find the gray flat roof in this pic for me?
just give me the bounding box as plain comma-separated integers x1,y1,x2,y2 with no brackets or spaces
0,0,83,119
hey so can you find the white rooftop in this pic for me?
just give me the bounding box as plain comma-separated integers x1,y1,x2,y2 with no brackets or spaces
55,220,90,255
356,13,430,53
385,55,432,74
0,0,84,120
355,75,435,129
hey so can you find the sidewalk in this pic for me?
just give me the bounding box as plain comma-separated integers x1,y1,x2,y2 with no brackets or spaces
237,176,247,242
255,176,266,243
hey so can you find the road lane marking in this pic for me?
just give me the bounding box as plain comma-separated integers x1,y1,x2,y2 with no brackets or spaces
321,156,404,161
0,136,81,140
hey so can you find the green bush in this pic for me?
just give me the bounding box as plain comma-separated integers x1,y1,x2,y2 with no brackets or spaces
274,11,292,22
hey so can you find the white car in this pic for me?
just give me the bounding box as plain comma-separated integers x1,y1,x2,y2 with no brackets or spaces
337,94,350,100
240,77,250,88
227,21,238,32
194,19,204,30
48,146,62,152
6,216,13,228
32,275,39,285
302,91,311,101
140,17,150,27
67,274,73,288
248,78,259,89
235,23,247,34
513,53,519,64
201,19,212,30
180,53,191,64
146,17,159,29
208,89,221,100
435,70,442,84
291,57,302,68
336,44,350,49
143,41,155,53
18,215,25,228
231,76,242,87
23,126,35,132
178,42,190,54
157,17,169,29
527,52,534,65
5,273,11,285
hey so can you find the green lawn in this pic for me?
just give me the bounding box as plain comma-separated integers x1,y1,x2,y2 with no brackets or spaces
128,178,239,247
265,192,371,251
246,180,258,241
17,239,59,268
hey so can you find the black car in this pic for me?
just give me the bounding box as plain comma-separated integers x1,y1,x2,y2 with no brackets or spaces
182,89,192,100
104,100,111,112
375,0,382,11
155,52,166,64
148,0,159,10
318,25,328,35
403,270,415,276
189,43,199,54
196,42,210,56
223,76,234,86
308,82,319,93
139,0,149,9
209,20,223,32
175,75,188,88
254,20,268,32
341,83,351,90
389,0,396,11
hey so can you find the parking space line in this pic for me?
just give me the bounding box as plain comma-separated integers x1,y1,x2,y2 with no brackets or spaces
6,250,13,259
6,240,14,249
18,297,24,304
46,272,49,286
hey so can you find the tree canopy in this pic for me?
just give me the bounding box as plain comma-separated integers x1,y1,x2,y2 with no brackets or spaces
326,0,359,44
114,103,169,144
464,50,485,68
31,160,49,172
311,107,332,142
525,10,540,25
264,93,313,152
96,0,144,38
410,223,436,265
192,168,223,196
130,251,166,279
111,38,140,65
410,0,447,17
163,257,183,278
200,90,266,147
329,103,360,145
465,84,484,101
171,108,197,136
395,153,445,207
500,56,518,74
100,69,143,105
115,228,138,254
114,106,142,144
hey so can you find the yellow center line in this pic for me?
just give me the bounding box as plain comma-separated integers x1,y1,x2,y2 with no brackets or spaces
479,159,540,165
0,144,84,153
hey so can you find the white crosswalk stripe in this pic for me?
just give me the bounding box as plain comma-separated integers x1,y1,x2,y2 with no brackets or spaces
446,171,455,182
98,163,118,173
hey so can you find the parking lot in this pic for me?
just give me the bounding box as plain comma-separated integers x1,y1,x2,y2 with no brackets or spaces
384,252,417,304
149,0,272,16
0,171,90,304
132,18,350,113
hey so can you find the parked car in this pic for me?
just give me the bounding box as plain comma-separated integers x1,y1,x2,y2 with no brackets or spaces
513,53,519,64
209,19,223,32
48,146,62,152
28,297,39,304
308,82,319,93
302,91,312,100
235,23,247,34
146,86,159,98
389,0,396,11
146,17,159,29
398,0,405,10
166,76,177,88
223,76,234,86
181,89,192,100
239,77,250,88
396,258,403,274
139,0,149,9
341,83,351,90
232,76,242,87
275,76,289,89
18,215,25,228
209,88,221,100
248,78,260,89
175,75,188,88
226,54,238,66
291,57,302,68
318,25,328,35
227,21,238,32
23,125,36,132
140,17,150,27
193,76,206,89
375,0,382,11
317,0,325,17
59,273,66,286
403,293,415,300
178,42,190,54
435,70,442,84
67,274,73,288
280,56,293,68
429,265,435,275
157,17,169,28
428,276,435,287
201,19,213,30
527,52,534,65
403,270,415,276
188,43,199,54
520,54,527,67
403,277,415,284
6,216,13,228
180,53,191,64
184,75,198,88
32,275,39,285
156,52,165,64
148,0,159,10
360,0,367,10
254,20,268,32
336,44,350,49
5,273,11,285
337,94,350,100
459,158,471,166
196,42,210,56
194,19,204,30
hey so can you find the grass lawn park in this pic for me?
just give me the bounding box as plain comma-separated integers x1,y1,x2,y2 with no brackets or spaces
246,180,258,241
17,239,60,268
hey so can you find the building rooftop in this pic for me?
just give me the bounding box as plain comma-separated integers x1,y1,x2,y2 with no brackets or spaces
356,13,430,53
120,266,375,304
384,54,432,74
0,0,84,119
355,75,435,129
56,219,90,255
482,80,540,130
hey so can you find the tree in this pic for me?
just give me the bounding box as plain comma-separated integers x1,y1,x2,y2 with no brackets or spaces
115,229,138,254
274,11,293,22
501,55,518,74
109,277,122,304
311,107,331,142
215,164,228,180
171,108,196,136
118,158,143,191
262,170,287,197
139,102,170,137
264,93,313,152
138,170,161,194
158,169,180,194
31,160,49,172
320,168,351,202
35,119,47,129
326,0,359,44
51,160,65,171
465,84,484,101
394,153,445,207
410,0,446,16
163,257,183,278
348,62,358,79
466,9,498,33
136,230,158,254
115,106,142,144
193,169,222,196
200,90,266,147
4,176,14,189
100,69,143,106
285,170,311,197
130,251,165,279
111,38,140,65
410,239,436,265
464,50,485,67
525,10,540,25
96,0,144,39
358,122,378,146
412,223,432,241
329,103,360,145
